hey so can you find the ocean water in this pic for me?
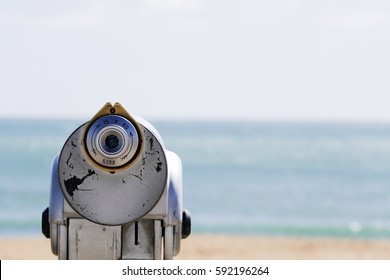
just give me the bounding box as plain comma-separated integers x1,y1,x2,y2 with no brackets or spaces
1,119,390,239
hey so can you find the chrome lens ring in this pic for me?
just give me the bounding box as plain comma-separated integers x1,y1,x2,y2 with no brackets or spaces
95,126,127,158
85,115,140,168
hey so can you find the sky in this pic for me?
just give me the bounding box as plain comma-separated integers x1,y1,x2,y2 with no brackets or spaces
1,0,390,121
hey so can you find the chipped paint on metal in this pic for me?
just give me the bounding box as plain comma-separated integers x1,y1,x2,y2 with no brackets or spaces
58,123,168,226
63,169,96,198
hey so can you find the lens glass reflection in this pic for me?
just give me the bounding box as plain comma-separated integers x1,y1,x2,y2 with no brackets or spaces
105,134,119,149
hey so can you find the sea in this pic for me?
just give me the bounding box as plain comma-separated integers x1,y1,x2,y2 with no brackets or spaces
1,119,390,239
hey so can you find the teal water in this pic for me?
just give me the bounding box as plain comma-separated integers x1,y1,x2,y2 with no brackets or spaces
1,119,390,238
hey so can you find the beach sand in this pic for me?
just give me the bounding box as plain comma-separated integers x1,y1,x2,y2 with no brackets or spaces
1,234,390,260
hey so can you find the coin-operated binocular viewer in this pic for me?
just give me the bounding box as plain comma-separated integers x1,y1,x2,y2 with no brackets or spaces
42,102,191,259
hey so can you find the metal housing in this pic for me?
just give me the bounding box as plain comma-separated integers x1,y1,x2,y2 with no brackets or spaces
43,103,190,259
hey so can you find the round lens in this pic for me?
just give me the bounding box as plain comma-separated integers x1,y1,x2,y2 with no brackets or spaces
85,115,141,168
105,134,119,149
99,129,125,155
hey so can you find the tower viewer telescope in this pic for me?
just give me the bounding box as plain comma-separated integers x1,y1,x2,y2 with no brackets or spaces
42,102,191,259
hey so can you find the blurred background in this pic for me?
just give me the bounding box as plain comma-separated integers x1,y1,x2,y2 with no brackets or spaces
1,0,390,240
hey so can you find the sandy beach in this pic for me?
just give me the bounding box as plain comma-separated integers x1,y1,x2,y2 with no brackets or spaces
1,234,390,260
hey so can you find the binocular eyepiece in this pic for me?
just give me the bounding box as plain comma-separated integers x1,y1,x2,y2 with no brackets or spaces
85,114,141,169
42,102,191,260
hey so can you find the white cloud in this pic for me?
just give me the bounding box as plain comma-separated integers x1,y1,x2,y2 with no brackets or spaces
276,0,304,7
321,9,390,30
139,0,204,14
39,7,103,29
0,2,104,30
